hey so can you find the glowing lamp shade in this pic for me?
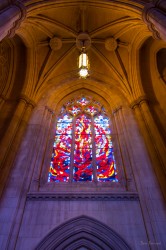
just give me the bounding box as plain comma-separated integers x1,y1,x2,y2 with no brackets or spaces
78,52,89,78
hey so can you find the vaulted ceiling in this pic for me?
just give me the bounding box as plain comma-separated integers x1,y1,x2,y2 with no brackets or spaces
1,0,165,110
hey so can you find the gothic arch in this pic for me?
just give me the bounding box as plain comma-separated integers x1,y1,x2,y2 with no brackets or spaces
35,216,132,250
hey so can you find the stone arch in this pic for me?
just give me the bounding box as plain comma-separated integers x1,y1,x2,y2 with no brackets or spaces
35,216,132,250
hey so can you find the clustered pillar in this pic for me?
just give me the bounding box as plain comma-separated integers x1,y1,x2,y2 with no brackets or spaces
30,106,55,191
112,107,136,191
131,96,166,200
0,95,35,197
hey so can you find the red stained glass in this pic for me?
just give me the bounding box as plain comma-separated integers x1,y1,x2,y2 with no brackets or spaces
73,115,93,181
74,149,93,182
68,105,81,116
48,114,72,182
48,97,118,183
94,115,117,182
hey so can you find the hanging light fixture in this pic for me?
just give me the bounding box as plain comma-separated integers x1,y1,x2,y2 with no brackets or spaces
76,33,91,79
78,48,89,78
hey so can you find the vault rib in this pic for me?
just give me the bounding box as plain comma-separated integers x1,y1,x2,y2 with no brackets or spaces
90,17,141,37
28,15,78,37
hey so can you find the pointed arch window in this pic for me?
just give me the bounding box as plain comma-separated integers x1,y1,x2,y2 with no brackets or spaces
48,97,118,183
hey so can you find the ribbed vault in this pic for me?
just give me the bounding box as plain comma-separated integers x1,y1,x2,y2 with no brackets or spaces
13,0,152,105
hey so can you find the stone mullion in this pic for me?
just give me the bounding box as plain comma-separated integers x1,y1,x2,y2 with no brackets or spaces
91,116,97,182
112,108,127,189
30,107,52,191
69,116,76,182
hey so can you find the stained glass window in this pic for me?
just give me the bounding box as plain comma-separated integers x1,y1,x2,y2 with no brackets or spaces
48,96,118,183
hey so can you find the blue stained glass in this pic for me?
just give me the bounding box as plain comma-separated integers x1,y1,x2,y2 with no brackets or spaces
77,97,90,106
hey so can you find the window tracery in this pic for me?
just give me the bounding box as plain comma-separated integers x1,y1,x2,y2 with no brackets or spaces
48,96,118,183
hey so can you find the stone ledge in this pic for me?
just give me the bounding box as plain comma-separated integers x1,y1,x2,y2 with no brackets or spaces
27,192,139,201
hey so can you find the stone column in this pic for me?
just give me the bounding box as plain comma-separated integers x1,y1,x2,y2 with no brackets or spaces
131,97,166,201
0,97,27,166
0,97,35,197
0,0,26,41
30,106,55,191
139,99,166,167
143,0,166,41
112,106,136,191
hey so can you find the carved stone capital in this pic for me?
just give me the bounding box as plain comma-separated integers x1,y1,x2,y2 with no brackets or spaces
154,0,166,12
143,3,161,40
112,106,122,114
45,106,55,114
143,1,166,41
19,94,36,108
130,96,148,109
8,0,26,38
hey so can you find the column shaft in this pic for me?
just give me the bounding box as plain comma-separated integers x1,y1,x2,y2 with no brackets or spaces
30,107,54,191
0,98,27,166
0,100,34,197
133,103,166,201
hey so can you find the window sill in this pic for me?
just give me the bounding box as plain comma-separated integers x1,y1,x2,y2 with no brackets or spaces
27,191,139,201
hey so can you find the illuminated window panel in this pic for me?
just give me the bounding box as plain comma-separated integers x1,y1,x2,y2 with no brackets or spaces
48,97,118,183
48,149,71,182
94,115,118,182
75,134,92,149
75,115,92,134
73,149,93,182
68,105,82,116
96,146,116,181
84,106,99,116
58,114,72,123
77,97,90,106
48,114,72,182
